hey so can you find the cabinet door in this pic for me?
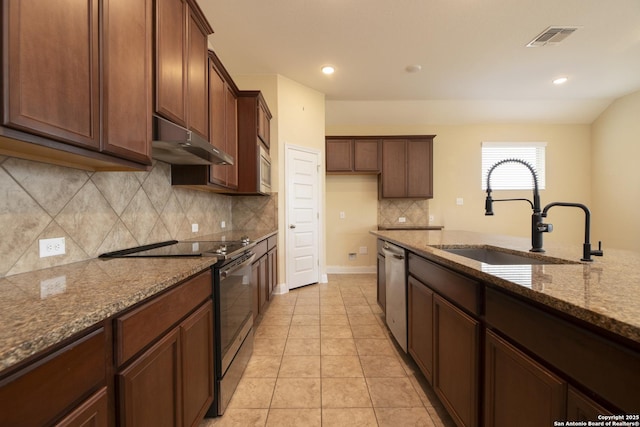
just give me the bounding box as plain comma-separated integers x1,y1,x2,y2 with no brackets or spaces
433,294,479,427
181,301,214,427
155,0,187,127
354,139,380,172
225,85,239,189
55,387,108,427
208,61,226,152
251,261,259,324
408,276,434,385
257,101,270,148
102,0,153,164
258,256,268,314
267,248,277,295
187,8,209,139
485,330,566,427
326,139,353,172
407,139,433,198
3,0,100,149
381,139,407,197
566,386,612,421
118,329,181,427
377,253,386,312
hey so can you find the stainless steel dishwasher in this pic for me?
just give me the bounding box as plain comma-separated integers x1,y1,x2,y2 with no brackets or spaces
382,241,407,352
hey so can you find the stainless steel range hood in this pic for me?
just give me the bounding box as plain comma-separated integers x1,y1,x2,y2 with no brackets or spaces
151,115,234,165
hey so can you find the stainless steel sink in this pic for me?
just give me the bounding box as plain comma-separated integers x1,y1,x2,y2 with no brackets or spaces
433,246,575,265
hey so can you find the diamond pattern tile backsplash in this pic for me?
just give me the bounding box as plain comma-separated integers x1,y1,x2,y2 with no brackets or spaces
0,156,276,278
378,199,430,227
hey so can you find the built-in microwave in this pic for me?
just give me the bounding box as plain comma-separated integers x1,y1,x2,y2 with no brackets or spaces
259,144,271,194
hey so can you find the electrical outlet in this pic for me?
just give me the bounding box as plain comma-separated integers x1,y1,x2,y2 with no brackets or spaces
456,197,464,206
221,221,226,228
39,237,65,258
192,223,199,233
398,217,406,223
429,215,435,223
339,211,346,219
359,246,368,254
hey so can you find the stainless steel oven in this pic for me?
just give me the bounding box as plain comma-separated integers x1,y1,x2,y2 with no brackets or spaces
212,251,255,415
259,144,271,194
99,239,256,417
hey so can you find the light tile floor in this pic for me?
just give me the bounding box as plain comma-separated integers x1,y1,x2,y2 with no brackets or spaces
200,274,456,427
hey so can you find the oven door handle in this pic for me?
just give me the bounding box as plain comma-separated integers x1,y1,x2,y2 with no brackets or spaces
220,253,256,279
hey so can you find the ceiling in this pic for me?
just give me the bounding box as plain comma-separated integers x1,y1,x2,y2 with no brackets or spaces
196,0,640,125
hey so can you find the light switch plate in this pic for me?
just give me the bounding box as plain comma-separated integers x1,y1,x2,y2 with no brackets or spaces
192,223,199,232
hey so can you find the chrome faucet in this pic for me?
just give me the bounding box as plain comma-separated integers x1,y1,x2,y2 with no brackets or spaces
485,159,603,261
541,202,603,262
485,158,551,252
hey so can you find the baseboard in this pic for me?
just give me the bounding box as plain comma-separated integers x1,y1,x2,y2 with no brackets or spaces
272,283,289,294
325,266,376,274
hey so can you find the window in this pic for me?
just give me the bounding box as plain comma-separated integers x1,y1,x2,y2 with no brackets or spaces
481,142,546,190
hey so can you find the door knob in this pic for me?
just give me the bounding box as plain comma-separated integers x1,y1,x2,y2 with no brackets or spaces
289,224,296,229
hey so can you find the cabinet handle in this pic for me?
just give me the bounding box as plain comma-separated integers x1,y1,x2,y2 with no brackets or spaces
289,224,296,229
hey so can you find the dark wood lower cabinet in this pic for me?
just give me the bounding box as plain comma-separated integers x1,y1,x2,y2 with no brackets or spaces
485,330,566,427
433,294,479,427
407,276,434,385
55,387,108,427
118,328,181,426
181,301,215,427
566,386,612,421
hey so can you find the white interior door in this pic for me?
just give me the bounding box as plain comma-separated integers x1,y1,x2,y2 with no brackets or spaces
286,145,320,290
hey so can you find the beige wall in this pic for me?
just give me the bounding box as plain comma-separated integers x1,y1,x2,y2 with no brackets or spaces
327,123,593,264
234,74,326,286
591,89,640,251
326,175,378,272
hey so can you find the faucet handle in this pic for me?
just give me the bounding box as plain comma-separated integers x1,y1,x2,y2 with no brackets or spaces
592,241,604,257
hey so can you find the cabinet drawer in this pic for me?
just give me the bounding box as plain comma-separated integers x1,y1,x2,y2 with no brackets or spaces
267,234,277,250
115,269,212,366
0,328,106,427
254,239,268,260
486,287,640,412
408,253,480,315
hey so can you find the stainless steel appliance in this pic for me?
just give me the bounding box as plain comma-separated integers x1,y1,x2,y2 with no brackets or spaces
100,238,255,416
259,144,271,194
382,241,407,352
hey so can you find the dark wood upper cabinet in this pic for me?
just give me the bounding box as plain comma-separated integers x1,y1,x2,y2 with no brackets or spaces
257,101,271,149
236,90,272,194
187,6,210,139
155,0,188,127
381,137,434,198
102,0,153,165
155,0,212,137
1,0,154,169
326,137,380,173
171,50,240,191
3,0,100,149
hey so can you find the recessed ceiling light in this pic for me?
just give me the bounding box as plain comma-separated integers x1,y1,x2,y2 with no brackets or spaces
405,64,422,73
553,77,568,85
321,66,335,75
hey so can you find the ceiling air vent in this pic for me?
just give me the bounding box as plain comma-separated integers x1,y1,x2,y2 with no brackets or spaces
526,26,579,47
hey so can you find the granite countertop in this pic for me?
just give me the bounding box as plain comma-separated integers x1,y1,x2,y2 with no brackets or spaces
372,229,640,345
0,229,277,373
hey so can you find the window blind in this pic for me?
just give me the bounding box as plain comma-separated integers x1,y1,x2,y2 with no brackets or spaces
481,142,546,190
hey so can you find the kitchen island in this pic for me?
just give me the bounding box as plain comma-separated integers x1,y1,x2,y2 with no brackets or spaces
372,229,640,426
